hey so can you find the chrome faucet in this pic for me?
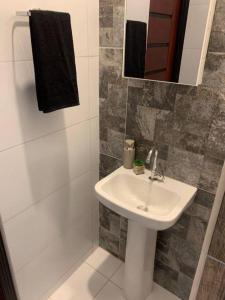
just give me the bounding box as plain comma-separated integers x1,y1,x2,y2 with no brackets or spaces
145,148,165,182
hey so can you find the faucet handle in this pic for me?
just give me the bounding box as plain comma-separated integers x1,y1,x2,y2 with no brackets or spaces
152,150,158,172
145,148,153,165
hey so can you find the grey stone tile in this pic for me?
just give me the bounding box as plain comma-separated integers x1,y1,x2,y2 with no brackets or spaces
199,156,224,194
127,82,176,111
126,104,157,142
108,83,127,118
100,0,113,5
168,214,191,240
151,82,177,111
99,64,125,99
100,48,123,68
185,202,211,223
128,78,145,88
155,249,171,266
119,238,126,261
113,6,125,47
203,53,225,89
177,272,193,300
100,88,127,136
174,86,219,142
194,189,215,209
99,154,122,178
156,231,171,253
100,129,125,159
172,130,205,155
206,98,225,160
113,0,125,5
166,147,204,186
154,110,174,145
100,6,113,28
100,28,114,47
154,260,179,296
120,216,128,239
186,216,207,252
169,235,200,278
99,203,110,229
209,31,225,52
99,227,120,257
212,0,225,32
99,203,121,236
135,106,157,141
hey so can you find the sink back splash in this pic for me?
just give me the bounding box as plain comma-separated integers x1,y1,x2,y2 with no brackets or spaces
99,0,225,299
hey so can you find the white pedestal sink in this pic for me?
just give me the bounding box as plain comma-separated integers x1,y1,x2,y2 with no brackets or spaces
95,167,197,300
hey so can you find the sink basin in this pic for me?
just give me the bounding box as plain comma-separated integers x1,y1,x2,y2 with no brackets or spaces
95,167,197,300
95,166,197,231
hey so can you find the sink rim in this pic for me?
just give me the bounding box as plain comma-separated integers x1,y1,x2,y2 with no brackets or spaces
95,167,197,231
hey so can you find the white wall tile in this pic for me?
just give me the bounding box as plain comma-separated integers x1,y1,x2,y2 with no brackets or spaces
90,117,100,171
0,0,89,62
87,0,99,56
0,1,99,299
89,57,99,118
4,172,92,272
0,121,90,222
0,0,36,62
0,57,89,151
15,215,93,300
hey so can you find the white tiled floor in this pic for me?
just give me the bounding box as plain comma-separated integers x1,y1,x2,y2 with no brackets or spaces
49,247,180,300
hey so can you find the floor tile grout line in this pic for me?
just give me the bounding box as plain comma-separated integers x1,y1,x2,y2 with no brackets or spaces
0,55,99,64
109,261,123,280
93,277,110,299
85,258,122,280
38,247,94,300
109,278,123,290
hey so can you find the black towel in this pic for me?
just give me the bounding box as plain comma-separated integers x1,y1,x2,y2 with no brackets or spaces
29,10,79,113
124,20,147,79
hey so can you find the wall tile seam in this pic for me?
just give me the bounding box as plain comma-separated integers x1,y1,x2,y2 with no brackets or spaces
14,210,94,275
207,50,225,55
0,116,98,155
207,254,225,266
0,54,99,64
100,152,123,162
3,169,93,225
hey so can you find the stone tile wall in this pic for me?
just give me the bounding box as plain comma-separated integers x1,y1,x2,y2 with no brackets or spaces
197,193,225,299
99,0,225,299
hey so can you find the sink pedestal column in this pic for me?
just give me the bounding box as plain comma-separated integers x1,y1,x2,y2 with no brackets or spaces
124,220,157,300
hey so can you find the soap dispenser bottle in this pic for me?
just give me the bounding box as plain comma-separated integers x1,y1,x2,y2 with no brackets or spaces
123,139,135,169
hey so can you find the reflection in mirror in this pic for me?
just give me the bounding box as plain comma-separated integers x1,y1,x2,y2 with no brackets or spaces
124,0,213,85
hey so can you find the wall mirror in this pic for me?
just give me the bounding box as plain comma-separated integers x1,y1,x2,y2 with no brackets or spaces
123,0,215,86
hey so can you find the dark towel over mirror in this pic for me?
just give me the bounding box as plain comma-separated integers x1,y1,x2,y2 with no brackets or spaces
124,20,147,79
29,10,79,113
